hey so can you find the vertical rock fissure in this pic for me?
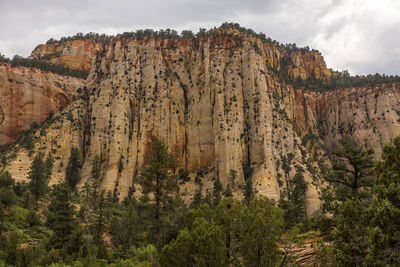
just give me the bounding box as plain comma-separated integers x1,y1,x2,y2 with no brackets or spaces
176,72,189,171
240,57,251,169
82,86,91,160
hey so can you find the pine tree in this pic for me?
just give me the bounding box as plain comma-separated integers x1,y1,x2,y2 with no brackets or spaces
46,182,78,250
214,198,244,263
91,154,101,180
190,189,203,209
229,170,237,187
280,165,307,227
0,171,17,208
223,185,233,197
0,203,5,235
92,190,107,246
204,191,212,206
244,177,253,203
213,177,222,207
366,136,400,265
28,152,48,202
65,147,81,190
45,152,54,177
243,162,254,203
322,138,375,213
178,168,190,182
137,139,178,248
96,238,108,260
331,199,369,265
110,199,143,248
241,197,284,266
160,219,227,267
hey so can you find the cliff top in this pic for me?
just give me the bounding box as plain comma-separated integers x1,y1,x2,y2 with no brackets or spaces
7,22,400,91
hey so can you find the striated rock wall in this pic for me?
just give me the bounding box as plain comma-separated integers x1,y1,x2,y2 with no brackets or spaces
5,99,87,187
298,83,400,157
0,63,84,144
79,35,328,214
287,51,332,81
4,32,400,215
29,40,100,72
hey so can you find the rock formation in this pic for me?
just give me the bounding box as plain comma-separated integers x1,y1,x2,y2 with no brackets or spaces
3,27,400,215
0,62,84,144
30,39,100,72
307,84,400,156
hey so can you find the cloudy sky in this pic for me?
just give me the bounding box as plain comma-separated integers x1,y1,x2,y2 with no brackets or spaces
1,0,399,75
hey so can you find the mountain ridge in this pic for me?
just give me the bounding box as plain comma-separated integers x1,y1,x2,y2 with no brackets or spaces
1,24,400,215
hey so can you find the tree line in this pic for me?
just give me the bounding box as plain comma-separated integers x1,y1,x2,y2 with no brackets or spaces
40,22,312,55
45,32,113,45
1,135,400,265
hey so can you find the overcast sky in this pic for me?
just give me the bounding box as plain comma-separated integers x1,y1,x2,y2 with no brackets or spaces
1,0,399,75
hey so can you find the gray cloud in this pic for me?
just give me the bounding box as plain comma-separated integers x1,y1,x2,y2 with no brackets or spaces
0,0,399,75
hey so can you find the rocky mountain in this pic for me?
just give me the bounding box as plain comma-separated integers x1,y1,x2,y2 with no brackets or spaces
0,62,84,144
29,39,100,72
2,25,400,215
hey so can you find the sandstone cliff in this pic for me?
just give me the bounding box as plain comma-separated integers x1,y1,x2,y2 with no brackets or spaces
0,63,84,144
29,39,100,72
308,84,400,156
287,50,332,81
3,29,400,215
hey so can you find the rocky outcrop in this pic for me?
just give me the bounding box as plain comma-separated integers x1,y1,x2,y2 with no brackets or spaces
287,51,332,81
29,40,100,72
0,63,84,144
5,98,87,187
298,83,400,157
5,35,326,214
3,29,400,215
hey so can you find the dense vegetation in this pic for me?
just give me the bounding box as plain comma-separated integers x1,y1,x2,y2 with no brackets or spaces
1,22,400,265
0,53,88,79
1,135,400,266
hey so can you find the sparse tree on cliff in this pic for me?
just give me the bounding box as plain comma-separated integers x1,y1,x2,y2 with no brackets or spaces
91,155,101,180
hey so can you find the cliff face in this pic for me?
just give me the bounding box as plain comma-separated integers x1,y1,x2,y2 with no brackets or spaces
3,35,331,215
29,39,100,72
0,63,84,144
287,51,332,81
298,83,400,156
3,31,400,215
